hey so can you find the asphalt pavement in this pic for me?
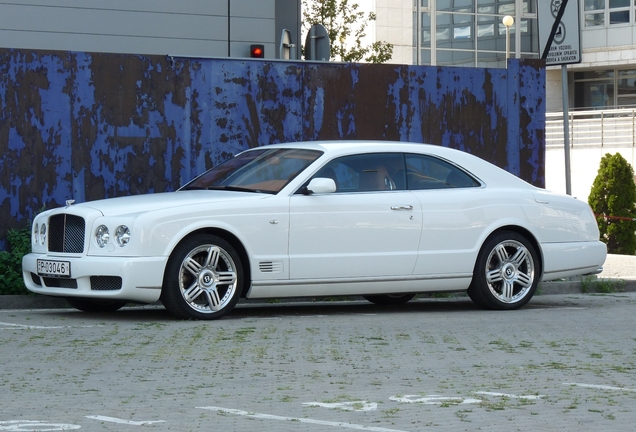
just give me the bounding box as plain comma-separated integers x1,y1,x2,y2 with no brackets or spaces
2,291,636,431
2,254,634,310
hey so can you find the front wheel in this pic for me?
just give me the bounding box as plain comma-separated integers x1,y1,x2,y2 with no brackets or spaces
160,234,244,320
468,231,539,310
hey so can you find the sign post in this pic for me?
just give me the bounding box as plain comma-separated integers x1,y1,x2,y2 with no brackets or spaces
538,0,581,196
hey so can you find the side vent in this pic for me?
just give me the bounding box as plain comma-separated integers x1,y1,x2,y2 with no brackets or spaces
259,261,284,274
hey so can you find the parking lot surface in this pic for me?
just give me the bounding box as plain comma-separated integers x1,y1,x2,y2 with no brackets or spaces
1,293,635,431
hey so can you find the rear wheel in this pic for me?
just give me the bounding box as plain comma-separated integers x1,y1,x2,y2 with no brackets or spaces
161,234,243,320
65,297,127,313
468,231,539,310
363,293,416,305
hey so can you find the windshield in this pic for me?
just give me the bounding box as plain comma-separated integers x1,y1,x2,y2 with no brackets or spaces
181,148,323,194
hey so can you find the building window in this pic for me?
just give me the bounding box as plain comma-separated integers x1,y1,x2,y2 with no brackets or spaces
584,0,632,27
617,70,636,107
575,69,636,109
413,0,538,67
574,70,615,109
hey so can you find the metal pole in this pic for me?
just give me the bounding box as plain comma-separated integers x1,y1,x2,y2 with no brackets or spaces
416,1,421,65
503,16,513,68
562,64,572,195
505,26,510,66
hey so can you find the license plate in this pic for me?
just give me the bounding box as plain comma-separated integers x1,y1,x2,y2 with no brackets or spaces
37,260,71,278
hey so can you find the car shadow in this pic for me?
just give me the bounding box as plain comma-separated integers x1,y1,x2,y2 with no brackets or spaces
34,295,567,323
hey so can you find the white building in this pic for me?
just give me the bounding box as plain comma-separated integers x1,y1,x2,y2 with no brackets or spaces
0,0,301,60
375,0,636,201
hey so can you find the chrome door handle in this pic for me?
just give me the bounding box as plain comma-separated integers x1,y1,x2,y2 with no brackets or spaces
391,205,413,211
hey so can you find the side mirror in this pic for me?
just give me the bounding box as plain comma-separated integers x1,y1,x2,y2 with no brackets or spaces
306,177,336,194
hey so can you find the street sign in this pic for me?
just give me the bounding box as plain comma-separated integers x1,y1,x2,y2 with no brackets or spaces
305,24,330,61
538,0,581,66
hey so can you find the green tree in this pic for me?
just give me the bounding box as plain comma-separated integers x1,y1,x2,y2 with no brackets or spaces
588,153,636,255
303,0,393,63
0,227,31,295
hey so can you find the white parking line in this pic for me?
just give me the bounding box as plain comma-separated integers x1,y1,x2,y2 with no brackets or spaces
0,321,103,330
85,415,165,426
303,401,378,411
563,383,636,392
197,406,409,432
474,391,544,400
0,420,80,431
390,395,481,405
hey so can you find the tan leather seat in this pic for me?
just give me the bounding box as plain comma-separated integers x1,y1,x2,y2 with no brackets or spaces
359,167,394,191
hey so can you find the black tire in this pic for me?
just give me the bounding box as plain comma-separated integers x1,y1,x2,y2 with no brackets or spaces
65,297,127,313
160,234,244,320
468,231,540,310
363,293,416,305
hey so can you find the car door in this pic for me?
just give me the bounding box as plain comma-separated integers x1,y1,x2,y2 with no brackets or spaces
404,153,488,277
288,153,422,280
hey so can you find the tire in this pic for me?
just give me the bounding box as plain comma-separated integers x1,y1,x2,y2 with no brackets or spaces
363,293,416,305
65,297,127,313
160,234,244,320
468,231,539,310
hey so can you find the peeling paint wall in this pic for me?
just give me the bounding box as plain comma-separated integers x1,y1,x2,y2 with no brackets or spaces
0,49,545,247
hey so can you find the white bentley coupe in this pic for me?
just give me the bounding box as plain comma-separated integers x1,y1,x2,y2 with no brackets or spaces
23,141,607,320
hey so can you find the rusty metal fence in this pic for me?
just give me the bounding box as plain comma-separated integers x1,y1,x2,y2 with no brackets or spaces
0,50,546,245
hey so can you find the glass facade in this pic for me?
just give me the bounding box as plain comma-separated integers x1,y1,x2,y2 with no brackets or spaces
584,0,636,27
413,0,539,68
574,69,636,109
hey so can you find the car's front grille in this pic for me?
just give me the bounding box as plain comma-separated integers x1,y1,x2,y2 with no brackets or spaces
48,214,85,253
42,277,78,289
90,276,122,291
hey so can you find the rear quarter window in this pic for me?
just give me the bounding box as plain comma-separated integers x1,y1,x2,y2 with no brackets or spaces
405,153,480,190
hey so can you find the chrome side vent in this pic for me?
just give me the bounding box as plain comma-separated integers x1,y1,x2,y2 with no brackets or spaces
259,261,284,274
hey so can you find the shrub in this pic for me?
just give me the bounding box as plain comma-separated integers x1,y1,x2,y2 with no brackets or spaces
588,153,636,255
0,227,31,295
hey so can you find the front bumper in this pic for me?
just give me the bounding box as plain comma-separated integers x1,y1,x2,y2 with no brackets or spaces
22,253,168,303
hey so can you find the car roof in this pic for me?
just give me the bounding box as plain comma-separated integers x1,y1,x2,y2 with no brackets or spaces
254,140,534,190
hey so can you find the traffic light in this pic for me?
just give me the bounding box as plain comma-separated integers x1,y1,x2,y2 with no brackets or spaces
250,44,264,58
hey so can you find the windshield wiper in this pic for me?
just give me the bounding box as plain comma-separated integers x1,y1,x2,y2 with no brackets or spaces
207,185,275,194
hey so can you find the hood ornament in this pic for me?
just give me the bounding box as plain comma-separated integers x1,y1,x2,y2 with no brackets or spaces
65,199,75,207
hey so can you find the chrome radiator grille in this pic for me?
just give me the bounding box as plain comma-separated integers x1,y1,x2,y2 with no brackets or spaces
48,214,86,253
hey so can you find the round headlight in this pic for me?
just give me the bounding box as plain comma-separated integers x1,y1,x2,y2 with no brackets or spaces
95,225,110,248
33,223,39,245
39,224,46,246
115,225,131,247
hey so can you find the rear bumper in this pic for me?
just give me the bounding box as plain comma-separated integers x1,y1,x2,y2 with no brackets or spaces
22,253,167,303
541,241,607,281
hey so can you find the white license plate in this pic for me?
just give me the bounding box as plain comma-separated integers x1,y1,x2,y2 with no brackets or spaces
37,260,71,278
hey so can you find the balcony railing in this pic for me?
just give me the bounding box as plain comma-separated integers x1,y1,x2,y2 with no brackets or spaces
546,108,636,149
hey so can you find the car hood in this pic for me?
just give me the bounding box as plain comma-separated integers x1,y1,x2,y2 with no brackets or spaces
74,190,265,217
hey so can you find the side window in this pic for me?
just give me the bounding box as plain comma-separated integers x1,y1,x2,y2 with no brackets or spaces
405,153,480,190
313,153,405,192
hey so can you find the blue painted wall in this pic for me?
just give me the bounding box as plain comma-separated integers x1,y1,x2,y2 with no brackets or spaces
0,49,545,247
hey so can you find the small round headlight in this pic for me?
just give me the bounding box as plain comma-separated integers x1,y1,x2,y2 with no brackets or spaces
115,225,131,247
33,223,39,245
95,225,110,248
39,224,47,246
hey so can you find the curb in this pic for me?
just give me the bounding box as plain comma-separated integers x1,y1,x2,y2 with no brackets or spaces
1,278,635,310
